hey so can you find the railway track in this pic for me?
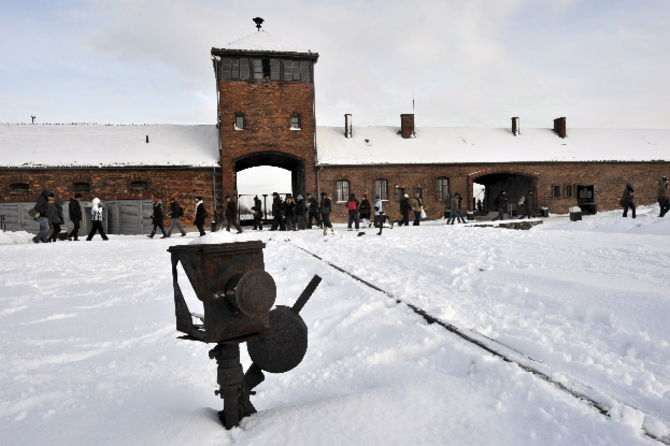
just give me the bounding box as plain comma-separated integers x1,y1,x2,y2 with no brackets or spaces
290,242,670,445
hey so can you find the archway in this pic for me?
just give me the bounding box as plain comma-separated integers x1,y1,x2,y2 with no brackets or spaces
234,152,306,223
472,172,536,216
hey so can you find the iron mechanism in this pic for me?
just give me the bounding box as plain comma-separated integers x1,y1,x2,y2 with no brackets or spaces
168,241,321,429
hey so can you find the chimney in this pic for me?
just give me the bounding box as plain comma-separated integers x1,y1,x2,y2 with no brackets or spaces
146,135,149,143
400,114,415,139
344,114,352,138
553,117,567,138
511,117,520,136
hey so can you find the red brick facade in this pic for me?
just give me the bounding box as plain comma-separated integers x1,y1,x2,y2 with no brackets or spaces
0,168,218,224
319,161,670,221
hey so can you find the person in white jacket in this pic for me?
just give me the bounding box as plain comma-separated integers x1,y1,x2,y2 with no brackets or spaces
86,197,109,241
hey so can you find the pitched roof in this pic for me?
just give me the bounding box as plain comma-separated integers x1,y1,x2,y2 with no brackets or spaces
0,124,219,168
315,126,670,165
221,30,314,54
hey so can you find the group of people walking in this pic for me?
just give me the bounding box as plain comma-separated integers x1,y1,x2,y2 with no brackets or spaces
620,177,670,219
268,192,333,234
30,190,106,243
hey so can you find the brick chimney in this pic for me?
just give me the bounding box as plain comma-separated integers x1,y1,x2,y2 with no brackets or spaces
511,117,520,136
400,114,415,139
344,113,352,138
553,117,567,138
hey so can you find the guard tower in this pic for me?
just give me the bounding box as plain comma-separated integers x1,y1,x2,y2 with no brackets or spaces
212,18,320,199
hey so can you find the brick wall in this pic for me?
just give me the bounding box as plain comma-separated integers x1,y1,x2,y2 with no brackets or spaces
0,167,219,225
217,80,318,195
319,161,670,222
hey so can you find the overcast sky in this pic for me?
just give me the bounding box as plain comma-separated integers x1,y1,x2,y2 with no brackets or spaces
1,0,670,129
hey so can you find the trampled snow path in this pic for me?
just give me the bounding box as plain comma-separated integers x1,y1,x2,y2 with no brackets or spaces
0,209,669,445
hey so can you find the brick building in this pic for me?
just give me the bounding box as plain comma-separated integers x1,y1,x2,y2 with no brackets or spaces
1,25,669,233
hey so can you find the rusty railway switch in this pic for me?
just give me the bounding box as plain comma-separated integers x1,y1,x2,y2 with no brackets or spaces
167,241,321,429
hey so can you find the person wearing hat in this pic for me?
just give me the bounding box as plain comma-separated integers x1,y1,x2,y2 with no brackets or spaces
68,193,83,241
224,195,243,234
306,192,321,228
398,193,411,226
270,192,283,231
194,196,208,236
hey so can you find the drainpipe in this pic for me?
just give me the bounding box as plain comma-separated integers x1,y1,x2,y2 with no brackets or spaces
212,166,217,229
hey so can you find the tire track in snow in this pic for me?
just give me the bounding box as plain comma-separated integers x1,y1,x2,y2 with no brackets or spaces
290,242,670,446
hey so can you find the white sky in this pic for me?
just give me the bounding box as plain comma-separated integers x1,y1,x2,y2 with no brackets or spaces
1,0,669,128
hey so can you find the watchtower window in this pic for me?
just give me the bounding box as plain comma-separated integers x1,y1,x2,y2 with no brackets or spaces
235,114,245,130
9,183,29,195
262,59,271,78
290,114,301,130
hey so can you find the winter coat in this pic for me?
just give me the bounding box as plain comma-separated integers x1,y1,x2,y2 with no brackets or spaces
657,178,668,200
399,197,411,213
169,202,184,219
47,203,61,226
320,197,332,214
346,198,359,211
307,197,319,215
450,195,460,212
225,200,237,219
374,199,383,216
359,199,371,215
151,203,164,225
195,201,208,225
34,190,50,216
494,193,507,210
283,200,296,218
69,198,82,222
253,198,263,217
411,197,423,212
271,197,283,217
91,198,104,222
622,184,635,206
296,199,306,215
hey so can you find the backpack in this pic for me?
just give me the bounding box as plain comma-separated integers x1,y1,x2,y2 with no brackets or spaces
28,207,40,218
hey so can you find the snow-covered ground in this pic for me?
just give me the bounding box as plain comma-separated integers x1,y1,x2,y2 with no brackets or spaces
1,207,669,445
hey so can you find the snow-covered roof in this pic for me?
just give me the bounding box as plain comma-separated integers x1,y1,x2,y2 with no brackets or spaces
0,124,219,168
221,30,314,54
316,126,670,164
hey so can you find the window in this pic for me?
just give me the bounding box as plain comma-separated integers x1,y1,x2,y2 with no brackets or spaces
413,187,423,199
9,183,29,195
374,179,388,200
290,114,301,130
263,59,271,78
131,181,149,192
235,113,245,130
564,184,573,198
552,185,561,199
73,182,90,193
436,177,449,200
395,187,405,202
336,180,350,202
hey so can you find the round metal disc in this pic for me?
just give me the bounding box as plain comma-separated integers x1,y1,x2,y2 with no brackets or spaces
247,306,307,373
235,269,276,316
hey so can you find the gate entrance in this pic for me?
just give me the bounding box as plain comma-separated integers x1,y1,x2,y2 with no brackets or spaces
473,172,536,217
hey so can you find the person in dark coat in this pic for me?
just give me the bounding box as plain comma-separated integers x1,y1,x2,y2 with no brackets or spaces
397,193,411,226
283,194,296,231
621,183,636,218
86,197,109,241
68,194,82,241
166,197,187,237
32,189,51,243
47,195,65,242
224,195,243,233
492,191,507,221
320,192,334,234
306,193,321,228
270,192,283,231
148,199,167,238
518,190,533,219
252,195,263,230
346,193,360,230
194,196,208,236
657,176,669,217
411,193,423,226
359,194,372,228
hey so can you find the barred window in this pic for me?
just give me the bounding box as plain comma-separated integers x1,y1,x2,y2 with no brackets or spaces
564,184,573,198
374,179,388,200
9,183,29,195
436,177,449,200
131,181,149,192
73,182,90,193
290,114,301,130
336,180,350,202
235,113,245,130
552,185,561,199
